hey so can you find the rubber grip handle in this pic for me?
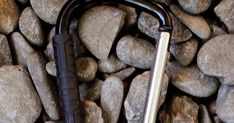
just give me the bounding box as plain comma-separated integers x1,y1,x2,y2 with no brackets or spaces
53,33,83,123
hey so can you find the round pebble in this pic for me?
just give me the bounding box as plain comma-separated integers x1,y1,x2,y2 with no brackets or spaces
178,0,212,14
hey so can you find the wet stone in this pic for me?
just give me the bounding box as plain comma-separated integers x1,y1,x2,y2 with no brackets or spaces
0,34,12,67
178,0,212,14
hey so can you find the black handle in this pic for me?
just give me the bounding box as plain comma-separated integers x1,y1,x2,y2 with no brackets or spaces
53,33,83,123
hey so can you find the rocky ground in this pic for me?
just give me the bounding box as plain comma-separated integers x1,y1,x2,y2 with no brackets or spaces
0,0,233,123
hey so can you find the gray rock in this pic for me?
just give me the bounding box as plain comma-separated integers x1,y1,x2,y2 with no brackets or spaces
214,0,234,33
27,52,60,120
178,0,212,14
170,5,211,39
0,34,12,67
216,84,234,123
124,71,169,123
76,57,98,82
101,76,124,123
170,38,198,66
30,0,67,24
0,65,42,123
98,54,127,73
116,35,155,69
118,5,137,27
199,105,212,123
44,27,55,61
210,25,227,39
197,34,234,85
79,6,126,60
0,0,19,34
46,61,56,77
81,100,104,123
112,67,136,80
153,0,171,6
17,0,28,4
166,62,220,97
19,7,44,46
10,32,35,66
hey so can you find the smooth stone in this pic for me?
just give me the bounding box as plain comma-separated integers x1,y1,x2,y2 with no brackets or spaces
216,84,234,123
124,71,169,123
79,6,126,60
197,34,234,85
170,5,211,39
19,7,44,46
214,0,234,33
199,105,212,123
166,62,220,97
208,100,216,116
0,0,19,34
10,32,35,66
101,76,124,123
79,78,104,101
46,61,56,77
112,67,136,80
27,52,60,120
170,38,198,66
30,0,68,24
116,35,155,69
44,27,55,61
0,65,42,123
118,5,137,27
0,34,12,67
76,57,98,82
210,25,227,39
81,100,104,123
98,54,127,73
178,0,212,14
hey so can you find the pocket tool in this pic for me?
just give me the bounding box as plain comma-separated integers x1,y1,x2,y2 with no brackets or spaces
53,0,172,123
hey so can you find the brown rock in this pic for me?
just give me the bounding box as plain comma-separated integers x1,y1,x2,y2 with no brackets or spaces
118,5,137,27
208,100,216,116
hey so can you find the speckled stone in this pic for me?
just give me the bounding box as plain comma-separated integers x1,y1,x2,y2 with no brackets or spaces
112,67,136,80
46,61,56,77
178,0,212,14
0,34,12,67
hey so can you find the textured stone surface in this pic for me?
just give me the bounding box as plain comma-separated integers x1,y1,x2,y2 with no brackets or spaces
112,67,136,80
166,62,219,97
44,27,55,61
19,7,44,46
101,76,124,123
79,6,126,60
199,105,212,123
0,65,42,123
118,5,137,27
210,25,227,39
46,61,56,77
0,34,12,67
178,0,212,14
116,35,155,69
170,5,211,39
197,34,234,85
153,0,171,6
0,0,19,34
30,0,68,24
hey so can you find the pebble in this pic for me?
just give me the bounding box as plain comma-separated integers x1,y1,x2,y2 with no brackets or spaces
116,35,155,69
210,25,226,39
153,0,171,6
178,0,212,14
197,34,234,85
0,65,42,123
46,61,56,77
213,116,224,123
199,105,212,123
0,0,19,34
214,0,234,33
170,5,211,39
98,54,127,73
79,6,126,60
0,34,12,67
101,76,124,123
118,5,137,27
169,38,198,66
112,67,136,80
166,62,220,97
44,27,55,61
124,71,169,123
216,84,234,123
44,121,56,123
208,100,216,116
30,0,68,24
19,7,44,46
27,52,60,120
76,57,98,82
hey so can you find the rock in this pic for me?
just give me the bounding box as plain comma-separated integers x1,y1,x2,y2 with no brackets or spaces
98,54,127,73
199,105,212,123
170,5,211,39
118,5,137,27
44,121,56,123
46,61,56,77
210,25,226,39
10,32,35,66
81,100,104,123
178,0,212,14
19,7,44,46
17,0,28,4
101,76,124,123
116,35,155,69
197,34,234,85
112,67,136,80
44,27,55,61
213,116,224,123
208,100,216,116
124,71,169,123
153,0,171,6
166,62,220,97
0,0,19,34
0,65,42,123
80,79,104,101
27,52,60,120
30,0,67,24
214,0,234,33
0,34,12,67
76,57,98,82
216,84,234,123
169,38,198,66
79,6,126,60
